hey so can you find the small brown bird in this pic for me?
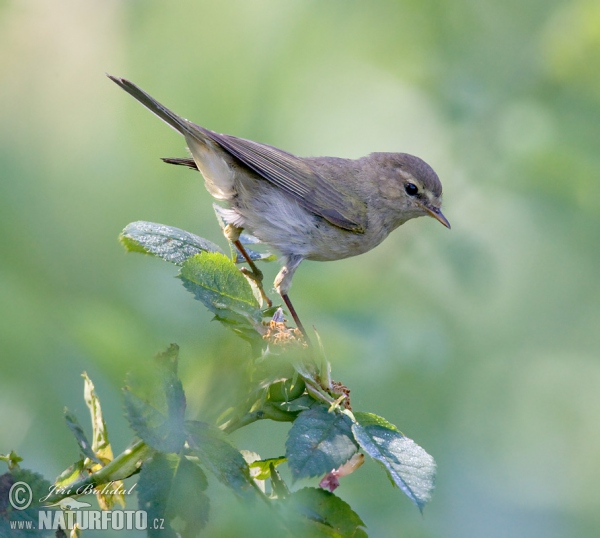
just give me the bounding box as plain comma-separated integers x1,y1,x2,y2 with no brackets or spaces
108,75,450,336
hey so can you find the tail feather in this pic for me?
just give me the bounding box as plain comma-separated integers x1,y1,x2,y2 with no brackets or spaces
107,74,203,141
161,157,198,170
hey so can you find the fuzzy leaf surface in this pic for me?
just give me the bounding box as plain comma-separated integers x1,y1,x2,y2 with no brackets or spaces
179,252,262,325
351,412,436,512
120,221,223,265
286,406,358,482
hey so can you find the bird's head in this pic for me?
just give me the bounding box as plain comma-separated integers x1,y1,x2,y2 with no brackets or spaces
372,152,450,229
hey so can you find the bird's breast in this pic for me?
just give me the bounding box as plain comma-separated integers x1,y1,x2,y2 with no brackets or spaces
230,178,392,262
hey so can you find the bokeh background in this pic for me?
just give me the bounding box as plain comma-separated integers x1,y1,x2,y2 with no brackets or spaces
1,0,599,536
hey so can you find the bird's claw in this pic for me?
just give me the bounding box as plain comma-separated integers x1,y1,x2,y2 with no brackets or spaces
240,267,272,308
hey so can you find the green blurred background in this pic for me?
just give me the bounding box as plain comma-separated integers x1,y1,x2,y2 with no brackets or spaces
1,0,599,536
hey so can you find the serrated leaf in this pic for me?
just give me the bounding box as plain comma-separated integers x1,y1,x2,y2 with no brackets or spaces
63,410,101,464
186,421,253,499
137,453,209,538
351,412,436,512
120,221,223,265
123,345,186,453
280,487,367,538
0,468,56,537
179,252,262,326
286,406,358,482
123,390,183,453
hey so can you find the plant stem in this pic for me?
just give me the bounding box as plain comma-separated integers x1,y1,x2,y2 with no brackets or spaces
222,404,297,434
44,440,153,504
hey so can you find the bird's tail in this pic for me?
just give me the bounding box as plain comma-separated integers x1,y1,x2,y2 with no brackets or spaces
161,157,198,170
107,74,203,141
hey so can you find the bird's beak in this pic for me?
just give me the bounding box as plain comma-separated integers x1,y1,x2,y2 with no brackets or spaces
420,203,451,229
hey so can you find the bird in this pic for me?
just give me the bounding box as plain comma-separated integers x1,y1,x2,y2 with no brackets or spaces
108,75,450,337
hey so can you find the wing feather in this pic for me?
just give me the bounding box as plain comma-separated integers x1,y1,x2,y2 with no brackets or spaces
203,131,367,233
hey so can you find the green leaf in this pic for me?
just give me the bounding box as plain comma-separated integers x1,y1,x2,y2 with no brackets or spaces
123,345,186,453
351,412,436,512
280,487,367,538
269,464,290,499
0,468,56,537
0,450,23,470
123,391,181,453
137,453,209,538
213,313,263,343
54,459,85,488
186,421,253,499
248,457,287,480
286,405,358,482
82,373,126,509
277,394,315,413
63,410,102,464
82,373,111,461
268,378,306,403
120,221,223,265
179,251,262,326
155,344,187,435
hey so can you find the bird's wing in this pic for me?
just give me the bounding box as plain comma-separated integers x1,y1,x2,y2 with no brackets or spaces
108,76,367,232
202,131,368,233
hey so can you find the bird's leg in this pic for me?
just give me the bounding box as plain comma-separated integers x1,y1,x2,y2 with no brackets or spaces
235,240,273,308
225,224,272,308
281,294,307,338
274,255,307,338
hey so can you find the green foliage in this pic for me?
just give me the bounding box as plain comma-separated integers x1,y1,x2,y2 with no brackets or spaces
286,406,358,482
186,421,254,499
0,467,55,537
248,456,287,480
268,377,306,403
120,221,224,264
352,412,436,512
137,453,210,538
179,252,263,331
63,410,102,464
0,220,437,537
280,487,367,538
124,344,187,453
0,451,23,470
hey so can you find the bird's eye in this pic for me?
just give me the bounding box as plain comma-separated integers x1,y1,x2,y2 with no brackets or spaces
405,183,418,196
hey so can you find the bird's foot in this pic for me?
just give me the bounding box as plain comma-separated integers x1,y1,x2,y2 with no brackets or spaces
240,266,273,308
